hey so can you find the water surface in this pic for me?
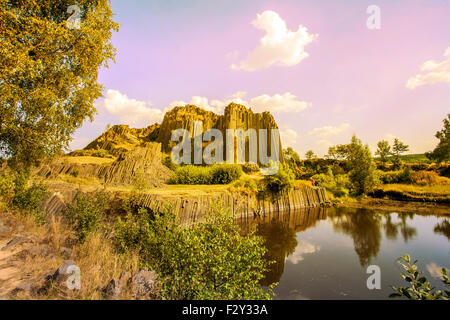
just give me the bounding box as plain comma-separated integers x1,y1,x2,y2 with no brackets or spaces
238,207,450,300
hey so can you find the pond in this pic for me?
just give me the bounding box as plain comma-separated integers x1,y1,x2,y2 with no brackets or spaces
238,207,450,300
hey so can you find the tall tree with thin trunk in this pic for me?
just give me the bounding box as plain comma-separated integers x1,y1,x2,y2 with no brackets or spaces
0,0,119,169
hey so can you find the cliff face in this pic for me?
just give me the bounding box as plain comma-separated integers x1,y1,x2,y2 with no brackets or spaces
82,103,283,164
157,103,283,163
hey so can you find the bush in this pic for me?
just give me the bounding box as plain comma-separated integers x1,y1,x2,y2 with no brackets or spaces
312,167,350,198
63,190,109,242
162,156,179,171
232,176,258,193
13,181,50,212
241,163,260,174
169,164,242,185
210,164,242,184
114,203,274,300
263,162,295,196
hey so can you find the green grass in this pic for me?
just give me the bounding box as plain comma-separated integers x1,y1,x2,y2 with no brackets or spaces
375,153,431,164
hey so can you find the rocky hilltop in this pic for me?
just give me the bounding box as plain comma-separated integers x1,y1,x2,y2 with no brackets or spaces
84,103,283,164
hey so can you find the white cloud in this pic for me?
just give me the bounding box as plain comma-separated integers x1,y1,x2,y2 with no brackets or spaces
168,92,311,114
286,241,320,264
280,128,300,147
102,90,164,127
231,10,318,71
308,123,350,138
406,47,450,89
250,93,311,113
426,262,446,278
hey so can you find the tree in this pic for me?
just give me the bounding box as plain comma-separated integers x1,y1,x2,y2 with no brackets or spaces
283,147,300,163
426,114,450,163
346,135,379,195
375,140,391,163
0,1,119,168
327,144,349,160
392,138,409,168
305,150,317,160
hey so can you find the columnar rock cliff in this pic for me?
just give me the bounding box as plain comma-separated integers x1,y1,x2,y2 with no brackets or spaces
83,103,284,163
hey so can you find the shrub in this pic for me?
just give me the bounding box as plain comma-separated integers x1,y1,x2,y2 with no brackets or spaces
241,163,260,174
63,190,109,242
162,156,179,171
390,254,449,300
169,164,242,185
312,167,350,198
210,164,242,184
263,162,295,196
13,181,50,213
114,203,274,300
232,176,258,193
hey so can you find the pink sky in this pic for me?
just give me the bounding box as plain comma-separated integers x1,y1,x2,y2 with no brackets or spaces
70,0,450,157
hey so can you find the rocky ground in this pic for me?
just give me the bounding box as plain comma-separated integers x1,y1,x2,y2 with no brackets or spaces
0,213,158,300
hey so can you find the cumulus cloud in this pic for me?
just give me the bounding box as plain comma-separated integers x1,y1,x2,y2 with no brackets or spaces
280,128,300,147
231,10,318,71
250,93,311,113
308,123,350,138
102,89,164,127
286,241,321,264
406,47,450,89
169,92,311,114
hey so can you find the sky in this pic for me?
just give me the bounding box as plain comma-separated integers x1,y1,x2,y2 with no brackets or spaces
70,0,450,157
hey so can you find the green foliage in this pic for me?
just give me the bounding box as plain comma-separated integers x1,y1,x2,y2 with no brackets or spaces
426,113,450,163
390,254,449,300
327,144,349,160
312,167,350,198
232,176,258,193
392,139,410,169
375,140,391,163
169,164,242,185
263,162,295,196
162,156,179,171
63,190,109,242
113,203,275,300
0,0,119,168
12,180,50,224
0,170,14,198
305,150,317,160
346,135,380,195
241,163,260,174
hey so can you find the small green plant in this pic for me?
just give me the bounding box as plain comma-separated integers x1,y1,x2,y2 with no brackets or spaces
132,169,149,193
13,181,50,224
162,156,179,171
390,254,449,300
113,202,275,300
63,190,109,242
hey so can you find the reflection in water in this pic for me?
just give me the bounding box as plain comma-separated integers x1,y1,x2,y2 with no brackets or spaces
238,208,328,285
240,207,420,283
434,219,450,241
331,208,382,267
239,207,448,299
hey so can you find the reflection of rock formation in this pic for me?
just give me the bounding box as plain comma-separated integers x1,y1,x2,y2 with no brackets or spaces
331,208,382,267
434,219,450,241
238,208,328,285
